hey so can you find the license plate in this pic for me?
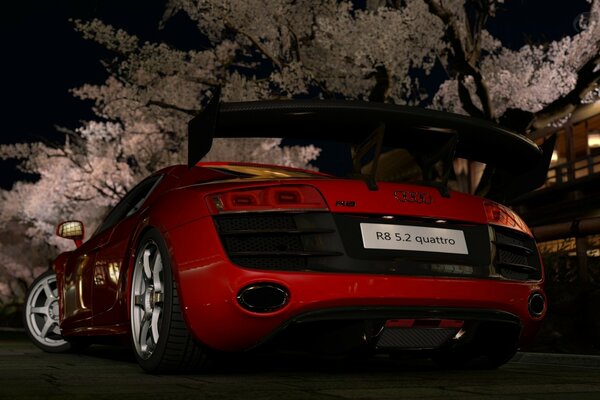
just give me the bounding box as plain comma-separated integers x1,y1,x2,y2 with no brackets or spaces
360,223,469,254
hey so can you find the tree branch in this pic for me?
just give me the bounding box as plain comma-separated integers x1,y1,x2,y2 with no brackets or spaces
367,65,391,102
287,24,301,63
423,0,494,119
223,18,283,70
65,194,96,202
468,0,492,63
183,75,221,87
457,77,486,118
92,181,125,200
146,100,199,116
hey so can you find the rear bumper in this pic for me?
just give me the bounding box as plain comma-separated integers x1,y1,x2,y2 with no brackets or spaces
166,217,544,352
253,305,524,353
176,261,543,352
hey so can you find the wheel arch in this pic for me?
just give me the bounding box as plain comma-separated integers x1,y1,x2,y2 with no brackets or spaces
123,187,214,336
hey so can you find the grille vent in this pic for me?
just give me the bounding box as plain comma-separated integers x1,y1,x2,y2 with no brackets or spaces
214,213,341,271
223,235,303,253
217,214,296,232
493,227,541,280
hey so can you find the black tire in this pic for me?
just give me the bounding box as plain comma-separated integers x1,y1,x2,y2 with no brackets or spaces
130,228,209,373
23,270,74,353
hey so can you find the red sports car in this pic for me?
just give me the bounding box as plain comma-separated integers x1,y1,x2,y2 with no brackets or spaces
23,100,553,372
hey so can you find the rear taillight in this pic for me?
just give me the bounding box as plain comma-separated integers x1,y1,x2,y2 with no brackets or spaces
207,185,328,214
484,200,532,236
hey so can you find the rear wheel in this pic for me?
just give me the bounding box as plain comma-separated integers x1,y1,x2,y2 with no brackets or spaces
23,270,73,353
130,229,209,373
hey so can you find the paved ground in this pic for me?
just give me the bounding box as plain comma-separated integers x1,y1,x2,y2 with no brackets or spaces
2,330,600,400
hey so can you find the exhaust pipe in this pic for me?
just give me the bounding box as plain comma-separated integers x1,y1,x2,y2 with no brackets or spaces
528,293,546,317
237,284,289,313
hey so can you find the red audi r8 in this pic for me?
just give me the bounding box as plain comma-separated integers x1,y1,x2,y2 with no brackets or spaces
23,100,554,372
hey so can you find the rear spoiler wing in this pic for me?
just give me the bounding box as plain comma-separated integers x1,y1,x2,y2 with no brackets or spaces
188,96,554,201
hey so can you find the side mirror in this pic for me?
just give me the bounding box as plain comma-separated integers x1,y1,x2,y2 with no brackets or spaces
56,221,85,248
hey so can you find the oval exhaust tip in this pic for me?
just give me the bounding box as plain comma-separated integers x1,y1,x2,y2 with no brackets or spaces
237,284,289,313
528,293,546,317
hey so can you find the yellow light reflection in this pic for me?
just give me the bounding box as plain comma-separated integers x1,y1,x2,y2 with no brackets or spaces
77,255,89,310
108,262,120,284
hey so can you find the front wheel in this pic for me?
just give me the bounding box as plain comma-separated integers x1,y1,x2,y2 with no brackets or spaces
130,229,209,373
23,270,73,353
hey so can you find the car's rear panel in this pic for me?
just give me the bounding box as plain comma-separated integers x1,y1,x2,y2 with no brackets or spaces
162,174,545,354
211,180,542,282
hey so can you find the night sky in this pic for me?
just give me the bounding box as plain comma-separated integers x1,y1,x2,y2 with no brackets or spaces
0,0,591,189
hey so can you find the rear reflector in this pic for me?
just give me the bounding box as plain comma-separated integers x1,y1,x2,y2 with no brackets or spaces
207,185,328,214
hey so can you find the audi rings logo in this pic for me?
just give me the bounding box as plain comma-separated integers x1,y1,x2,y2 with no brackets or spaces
394,190,433,204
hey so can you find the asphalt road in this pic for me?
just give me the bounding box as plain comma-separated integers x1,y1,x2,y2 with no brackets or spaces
2,330,600,400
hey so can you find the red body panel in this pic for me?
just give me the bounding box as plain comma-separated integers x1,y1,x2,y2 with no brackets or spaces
53,163,545,355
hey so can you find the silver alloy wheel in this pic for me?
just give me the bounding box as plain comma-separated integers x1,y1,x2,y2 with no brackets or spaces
24,272,67,348
131,239,165,360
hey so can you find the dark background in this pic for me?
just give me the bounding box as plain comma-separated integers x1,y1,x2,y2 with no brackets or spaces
0,0,591,189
